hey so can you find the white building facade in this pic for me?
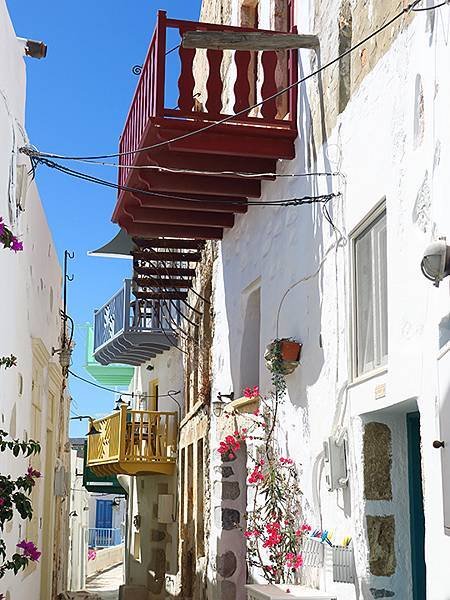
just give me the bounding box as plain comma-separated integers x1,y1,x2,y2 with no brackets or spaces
0,1,70,598
202,1,450,599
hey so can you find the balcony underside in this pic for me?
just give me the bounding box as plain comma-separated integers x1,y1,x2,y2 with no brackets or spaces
89,459,175,477
94,330,177,366
113,116,297,240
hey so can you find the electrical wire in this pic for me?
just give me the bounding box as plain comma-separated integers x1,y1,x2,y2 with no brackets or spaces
44,159,339,181
412,0,448,10
68,368,180,399
21,0,427,163
31,155,340,208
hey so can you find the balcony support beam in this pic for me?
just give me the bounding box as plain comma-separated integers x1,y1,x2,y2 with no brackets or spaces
182,30,320,51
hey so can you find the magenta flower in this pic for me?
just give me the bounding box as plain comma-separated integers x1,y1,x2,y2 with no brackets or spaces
0,498,4,507
17,540,41,562
10,237,23,252
88,548,97,561
27,466,41,478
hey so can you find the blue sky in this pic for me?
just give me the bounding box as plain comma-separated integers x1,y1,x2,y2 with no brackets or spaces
6,0,201,436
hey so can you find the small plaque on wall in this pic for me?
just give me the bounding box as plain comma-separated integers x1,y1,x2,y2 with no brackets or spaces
375,383,386,399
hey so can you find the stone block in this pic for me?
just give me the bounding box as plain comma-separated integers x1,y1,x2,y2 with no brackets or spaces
367,515,396,576
222,481,240,501
220,466,234,478
221,508,240,530
216,551,237,577
363,422,392,500
220,580,236,600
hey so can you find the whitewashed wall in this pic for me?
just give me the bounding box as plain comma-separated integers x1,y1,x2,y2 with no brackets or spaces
0,1,65,598
68,451,89,592
208,2,450,599
121,348,183,596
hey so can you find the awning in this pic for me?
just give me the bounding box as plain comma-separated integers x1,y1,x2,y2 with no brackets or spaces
88,229,135,259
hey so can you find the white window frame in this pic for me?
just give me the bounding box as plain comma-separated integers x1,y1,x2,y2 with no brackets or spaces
350,201,388,381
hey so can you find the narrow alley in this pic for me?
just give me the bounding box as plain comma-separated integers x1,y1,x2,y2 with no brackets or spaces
85,565,123,600
2,0,450,598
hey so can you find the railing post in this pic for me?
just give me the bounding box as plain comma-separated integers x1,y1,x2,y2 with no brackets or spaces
155,10,167,116
123,279,131,333
119,405,128,462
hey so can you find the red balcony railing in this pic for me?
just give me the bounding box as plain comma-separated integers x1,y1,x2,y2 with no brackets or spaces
118,10,298,189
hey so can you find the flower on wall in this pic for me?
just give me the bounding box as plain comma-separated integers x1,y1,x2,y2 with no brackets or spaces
217,381,307,585
0,217,23,253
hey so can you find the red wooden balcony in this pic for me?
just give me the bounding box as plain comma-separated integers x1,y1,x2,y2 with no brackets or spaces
112,11,298,240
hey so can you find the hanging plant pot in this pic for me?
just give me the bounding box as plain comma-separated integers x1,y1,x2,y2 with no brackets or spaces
264,338,302,377
280,340,302,362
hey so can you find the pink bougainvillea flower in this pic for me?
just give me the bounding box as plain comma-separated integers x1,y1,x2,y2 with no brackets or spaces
88,548,97,561
263,521,282,548
10,237,23,252
0,498,5,507
17,540,41,562
285,552,303,569
248,465,264,484
253,407,260,416
295,524,312,536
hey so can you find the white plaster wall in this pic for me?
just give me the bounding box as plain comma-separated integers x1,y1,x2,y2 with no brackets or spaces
122,348,183,592
0,2,64,598
208,2,450,599
130,347,184,416
68,452,89,592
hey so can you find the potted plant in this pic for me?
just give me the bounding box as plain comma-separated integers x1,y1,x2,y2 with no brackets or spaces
279,339,302,362
264,338,302,379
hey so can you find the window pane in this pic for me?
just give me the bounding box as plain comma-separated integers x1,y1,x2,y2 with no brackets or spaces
355,228,375,375
354,211,387,376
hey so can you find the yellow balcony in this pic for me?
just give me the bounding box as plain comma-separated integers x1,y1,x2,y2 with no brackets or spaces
86,406,177,476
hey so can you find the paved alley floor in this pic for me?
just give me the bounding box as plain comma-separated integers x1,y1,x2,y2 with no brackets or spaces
85,563,123,600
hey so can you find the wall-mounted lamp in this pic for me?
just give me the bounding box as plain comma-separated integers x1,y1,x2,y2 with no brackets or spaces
69,415,100,436
212,392,234,417
17,38,47,59
114,396,130,411
421,237,450,287
69,511,78,518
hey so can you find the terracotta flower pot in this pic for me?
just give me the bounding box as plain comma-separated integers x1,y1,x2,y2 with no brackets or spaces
280,340,302,362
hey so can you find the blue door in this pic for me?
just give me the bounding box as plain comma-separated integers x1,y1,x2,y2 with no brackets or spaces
96,499,113,529
407,412,427,599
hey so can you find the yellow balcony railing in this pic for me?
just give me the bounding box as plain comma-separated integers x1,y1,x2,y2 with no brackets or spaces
87,406,178,476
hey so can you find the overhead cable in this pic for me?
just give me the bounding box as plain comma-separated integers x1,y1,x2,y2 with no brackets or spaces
31,156,340,208
68,369,180,398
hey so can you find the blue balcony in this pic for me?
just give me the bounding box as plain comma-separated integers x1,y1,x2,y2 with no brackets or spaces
88,527,123,548
93,279,179,366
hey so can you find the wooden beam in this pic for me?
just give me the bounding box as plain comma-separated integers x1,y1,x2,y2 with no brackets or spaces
133,238,205,250
182,31,319,51
131,207,235,228
120,220,224,240
133,291,188,301
134,265,197,278
133,251,202,262
135,277,192,289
